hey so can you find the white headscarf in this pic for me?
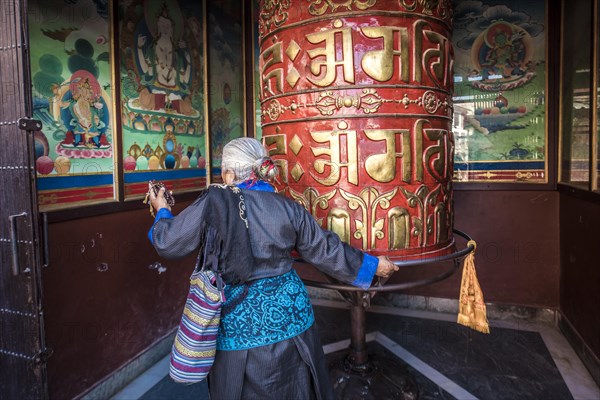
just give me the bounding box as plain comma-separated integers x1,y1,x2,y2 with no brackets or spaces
221,138,277,184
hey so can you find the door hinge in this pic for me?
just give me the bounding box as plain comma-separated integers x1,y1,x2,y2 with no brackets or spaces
33,347,53,365
0,346,52,363
17,118,42,131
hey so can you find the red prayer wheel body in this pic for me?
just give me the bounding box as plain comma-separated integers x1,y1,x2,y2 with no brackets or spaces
258,0,454,260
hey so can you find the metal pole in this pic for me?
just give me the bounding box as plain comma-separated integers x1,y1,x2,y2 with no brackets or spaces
349,300,368,366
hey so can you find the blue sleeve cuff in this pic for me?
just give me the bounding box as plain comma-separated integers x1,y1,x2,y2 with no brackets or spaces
147,208,174,244
351,253,379,290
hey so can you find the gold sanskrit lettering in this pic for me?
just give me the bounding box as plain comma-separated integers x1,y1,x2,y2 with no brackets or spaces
363,120,445,184
263,133,289,184
364,129,411,183
263,133,286,156
310,124,358,186
306,25,355,87
413,119,426,182
261,42,284,96
413,20,426,84
424,128,450,182
413,20,452,87
361,26,409,82
423,30,451,88
307,0,377,16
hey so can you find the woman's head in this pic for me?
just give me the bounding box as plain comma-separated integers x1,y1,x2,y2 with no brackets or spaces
221,138,278,184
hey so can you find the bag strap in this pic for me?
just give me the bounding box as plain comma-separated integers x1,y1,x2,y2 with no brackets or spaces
193,185,251,292
193,227,224,293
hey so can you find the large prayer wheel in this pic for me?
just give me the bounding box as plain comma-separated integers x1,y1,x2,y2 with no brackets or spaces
259,0,454,260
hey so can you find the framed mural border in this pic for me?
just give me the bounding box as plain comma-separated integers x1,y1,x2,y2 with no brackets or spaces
44,0,211,221
32,0,120,212
112,0,124,203
592,0,600,193
452,0,556,190
556,0,600,198
248,0,261,140
203,0,213,186
119,0,210,202
206,0,248,184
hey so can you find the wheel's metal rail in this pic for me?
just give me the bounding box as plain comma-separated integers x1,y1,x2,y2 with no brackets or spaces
299,229,475,293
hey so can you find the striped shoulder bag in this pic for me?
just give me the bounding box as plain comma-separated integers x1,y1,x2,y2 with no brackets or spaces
169,265,224,383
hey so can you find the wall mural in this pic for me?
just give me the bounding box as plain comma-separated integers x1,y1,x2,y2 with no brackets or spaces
29,0,114,209
119,0,207,197
452,0,547,183
207,0,245,179
252,0,262,141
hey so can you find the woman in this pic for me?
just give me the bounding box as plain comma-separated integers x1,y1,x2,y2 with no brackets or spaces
148,138,398,400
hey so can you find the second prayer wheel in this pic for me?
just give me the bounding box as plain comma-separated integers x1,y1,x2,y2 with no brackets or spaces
259,0,454,260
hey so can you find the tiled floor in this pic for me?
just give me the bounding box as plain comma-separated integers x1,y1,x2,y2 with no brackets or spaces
112,300,600,400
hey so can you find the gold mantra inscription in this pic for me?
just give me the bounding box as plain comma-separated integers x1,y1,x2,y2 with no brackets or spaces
310,121,359,185
261,19,451,94
364,119,450,183
307,0,378,16
264,119,451,187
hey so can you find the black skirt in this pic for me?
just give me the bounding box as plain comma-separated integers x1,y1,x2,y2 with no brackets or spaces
208,323,334,400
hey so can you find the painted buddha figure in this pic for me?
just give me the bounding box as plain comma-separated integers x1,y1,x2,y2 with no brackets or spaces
60,70,108,149
134,3,193,115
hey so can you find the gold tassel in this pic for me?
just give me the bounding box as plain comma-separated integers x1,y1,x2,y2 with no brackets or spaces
457,240,490,334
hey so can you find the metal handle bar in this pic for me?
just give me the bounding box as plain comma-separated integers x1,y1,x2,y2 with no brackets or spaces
299,229,475,293
9,212,28,276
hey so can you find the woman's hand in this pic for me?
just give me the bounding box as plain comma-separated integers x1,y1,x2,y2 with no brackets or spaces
148,183,171,213
375,256,398,278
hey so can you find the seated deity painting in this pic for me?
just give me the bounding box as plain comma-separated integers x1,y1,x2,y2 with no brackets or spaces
119,0,206,182
122,0,202,121
114,0,206,200
58,70,111,153
30,0,114,163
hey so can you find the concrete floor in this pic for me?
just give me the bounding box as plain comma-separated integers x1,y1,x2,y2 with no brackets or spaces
111,299,600,400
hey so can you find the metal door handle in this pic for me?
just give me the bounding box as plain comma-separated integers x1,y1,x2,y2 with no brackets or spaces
9,212,28,276
42,212,49,268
